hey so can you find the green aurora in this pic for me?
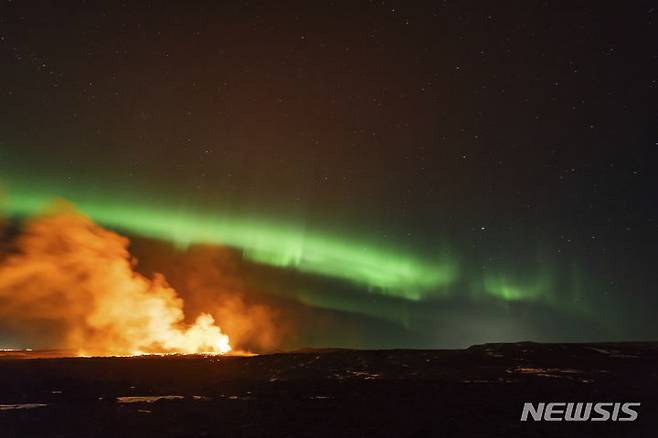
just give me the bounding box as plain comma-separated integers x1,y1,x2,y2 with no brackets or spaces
0,177,587,312
1,179,458,300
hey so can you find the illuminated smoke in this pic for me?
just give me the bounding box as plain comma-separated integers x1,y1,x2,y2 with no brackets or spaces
166,246,282,352
0,202,231,356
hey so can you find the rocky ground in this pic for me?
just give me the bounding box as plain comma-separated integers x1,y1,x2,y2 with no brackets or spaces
1,342,656,437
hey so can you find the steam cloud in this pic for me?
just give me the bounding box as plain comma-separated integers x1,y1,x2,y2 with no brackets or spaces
0,203,247,355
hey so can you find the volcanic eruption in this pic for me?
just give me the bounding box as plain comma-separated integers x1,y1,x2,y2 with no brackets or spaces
0,202,231,356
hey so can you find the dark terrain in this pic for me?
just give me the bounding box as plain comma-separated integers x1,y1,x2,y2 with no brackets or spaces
1,342,657,437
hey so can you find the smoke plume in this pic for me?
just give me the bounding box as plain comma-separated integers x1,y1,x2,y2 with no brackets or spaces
0,202,232,356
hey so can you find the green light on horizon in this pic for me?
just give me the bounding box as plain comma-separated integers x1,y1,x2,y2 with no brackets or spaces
482,273,552,303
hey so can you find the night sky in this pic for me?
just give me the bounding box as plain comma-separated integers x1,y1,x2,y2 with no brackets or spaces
0,1,655,350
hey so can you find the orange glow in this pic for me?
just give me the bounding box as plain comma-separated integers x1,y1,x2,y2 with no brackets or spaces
0,202,231,356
